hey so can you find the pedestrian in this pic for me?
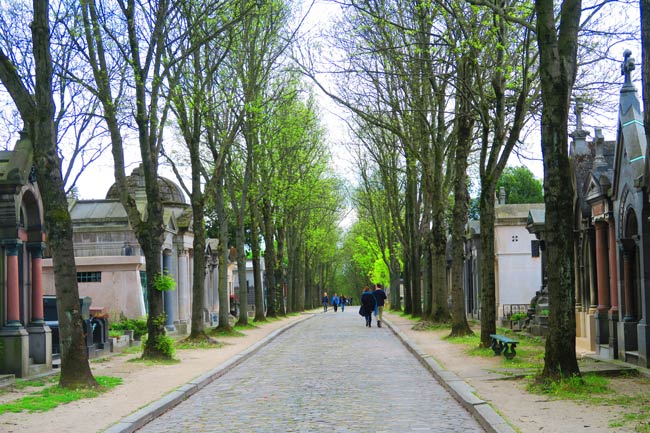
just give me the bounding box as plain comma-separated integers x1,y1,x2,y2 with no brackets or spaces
374,283,388,328
322,291,329,312
332,293,340,312
340,294,347,312
359,286,376,327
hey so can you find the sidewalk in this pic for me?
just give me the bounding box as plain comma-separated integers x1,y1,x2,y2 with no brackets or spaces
383,311,650,433
1,310,647,433
0,313,311,433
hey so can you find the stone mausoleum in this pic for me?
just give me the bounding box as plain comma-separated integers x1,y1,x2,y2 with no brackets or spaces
0,133,51,378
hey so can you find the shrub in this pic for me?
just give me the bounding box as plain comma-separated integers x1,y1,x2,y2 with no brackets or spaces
511,312,528,321
109,316,148,340
154,335,176,358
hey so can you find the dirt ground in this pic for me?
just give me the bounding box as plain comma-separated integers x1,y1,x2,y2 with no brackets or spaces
0,310,648,433
384,312,650,433
0,314,308,433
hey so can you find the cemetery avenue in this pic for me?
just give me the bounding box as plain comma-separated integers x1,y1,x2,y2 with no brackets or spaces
135,311,485,433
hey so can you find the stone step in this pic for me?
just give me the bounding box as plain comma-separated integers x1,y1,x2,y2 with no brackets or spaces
0,374,15,388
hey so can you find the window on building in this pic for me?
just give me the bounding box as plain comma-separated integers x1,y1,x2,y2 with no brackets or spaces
531,240,540,257
77,271,102,283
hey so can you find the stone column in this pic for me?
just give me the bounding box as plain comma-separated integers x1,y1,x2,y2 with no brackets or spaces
28,243,45,324
595,221,611,312
594,221,611,346
4,240,22,326
622,248,635,322
607,221,619,357
177,247,189,328
162,250,175,331
608,222,619,316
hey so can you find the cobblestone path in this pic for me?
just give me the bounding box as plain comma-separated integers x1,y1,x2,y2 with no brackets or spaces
137,309,485,433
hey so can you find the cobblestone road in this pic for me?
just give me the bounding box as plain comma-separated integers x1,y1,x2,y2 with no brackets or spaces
137,309,485,433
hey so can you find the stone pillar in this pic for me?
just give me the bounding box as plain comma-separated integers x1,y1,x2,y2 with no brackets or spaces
28,243,45,324
594,221,611,347
162,250,175,331
608,223,619,316
177,247,189,330
607,221,619,357
5,240,22,327
622,248,635,322
587,228,598,313
595,222,611,312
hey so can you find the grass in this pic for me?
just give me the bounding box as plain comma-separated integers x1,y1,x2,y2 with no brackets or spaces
528,373,610,401
0,376,122,414
209,327,246,337
408,318,650,431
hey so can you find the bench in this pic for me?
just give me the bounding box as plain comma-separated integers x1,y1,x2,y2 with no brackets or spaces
489,334,518,359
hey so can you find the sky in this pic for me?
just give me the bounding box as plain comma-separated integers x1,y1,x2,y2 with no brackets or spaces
0,0,640,201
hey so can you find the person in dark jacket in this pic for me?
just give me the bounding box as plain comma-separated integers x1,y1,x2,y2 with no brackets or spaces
359,286,376,327
340,295,347,312
332,293,340,312
322,292,329,312
374,283,388,328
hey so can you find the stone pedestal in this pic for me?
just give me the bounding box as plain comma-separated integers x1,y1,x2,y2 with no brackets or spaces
618,321,638,360
608,315,619,359
595,312,610,345
589,314,597,351
27,324,52,366
0,327,29,378
638,322,650,368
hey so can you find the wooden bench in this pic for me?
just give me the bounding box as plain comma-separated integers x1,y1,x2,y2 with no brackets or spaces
489,334,518,359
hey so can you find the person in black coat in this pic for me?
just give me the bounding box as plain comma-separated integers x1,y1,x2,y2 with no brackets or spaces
359,286,376,327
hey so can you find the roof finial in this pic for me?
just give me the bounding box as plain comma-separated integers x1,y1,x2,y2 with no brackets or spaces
622,49,635,88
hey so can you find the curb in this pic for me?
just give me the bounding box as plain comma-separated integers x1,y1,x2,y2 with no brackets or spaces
103,314,314,433
383,317,517,433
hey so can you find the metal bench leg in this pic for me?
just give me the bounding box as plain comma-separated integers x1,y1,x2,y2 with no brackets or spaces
503,343,517,359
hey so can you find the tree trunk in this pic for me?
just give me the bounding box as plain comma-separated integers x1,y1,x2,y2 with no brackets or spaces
262,199,277,317
479,188,498,347
249,198,266,321
189,161,207,338
642,2,650,188
216,172,231,331
535,0,581,378
276,224,287,316
32,0,97,387
449,54,474,337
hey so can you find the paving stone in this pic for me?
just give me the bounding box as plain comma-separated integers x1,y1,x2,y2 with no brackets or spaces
137,310,485,433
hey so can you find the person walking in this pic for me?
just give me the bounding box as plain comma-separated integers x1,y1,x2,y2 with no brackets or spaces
340,295,347,312
332,293,340,312
374,283,388,328
322,292,329,312
359,286,376,327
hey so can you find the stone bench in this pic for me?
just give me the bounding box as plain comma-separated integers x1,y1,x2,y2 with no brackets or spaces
489,334,518,359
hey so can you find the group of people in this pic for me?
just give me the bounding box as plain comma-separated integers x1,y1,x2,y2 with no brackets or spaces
359,283,387,328
321,283,387,328
321,292,348,312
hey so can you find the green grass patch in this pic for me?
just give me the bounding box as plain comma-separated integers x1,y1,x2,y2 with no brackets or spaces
13,375,58,390
175,338,223,350
209,327,246,337
235,323,259,331
127,354,180,365
0,376,122,414
527,373,610,401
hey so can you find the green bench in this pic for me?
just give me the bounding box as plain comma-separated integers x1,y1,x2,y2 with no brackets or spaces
489,334,518,359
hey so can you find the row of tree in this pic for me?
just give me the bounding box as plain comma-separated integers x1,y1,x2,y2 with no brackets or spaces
310,0,639,380
0,0,345,389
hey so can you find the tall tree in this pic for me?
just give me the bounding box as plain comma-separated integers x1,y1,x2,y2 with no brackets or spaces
79,0,176,359
0,0,97,388
535,0,581,378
